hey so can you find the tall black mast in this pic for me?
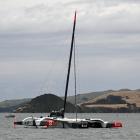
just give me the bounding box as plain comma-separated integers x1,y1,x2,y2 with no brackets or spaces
63,11,77,117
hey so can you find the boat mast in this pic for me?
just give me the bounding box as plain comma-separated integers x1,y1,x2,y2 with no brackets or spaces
63,11,77,117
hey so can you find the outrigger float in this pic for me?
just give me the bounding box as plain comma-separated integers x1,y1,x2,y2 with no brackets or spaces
14,11,122,129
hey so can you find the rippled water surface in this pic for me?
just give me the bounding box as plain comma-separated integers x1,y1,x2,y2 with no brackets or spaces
0,113,140,140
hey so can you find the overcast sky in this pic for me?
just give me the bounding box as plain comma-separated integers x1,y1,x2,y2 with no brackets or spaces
0,0,140,101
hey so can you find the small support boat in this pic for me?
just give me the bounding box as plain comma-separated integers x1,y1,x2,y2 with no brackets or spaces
5,114,15,118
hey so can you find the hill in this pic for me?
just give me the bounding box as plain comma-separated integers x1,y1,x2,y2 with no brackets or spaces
2,89,140,113
80,89,140,112
0,99,31,108
65,90,114,104
15,94,80,113
0,99,31,112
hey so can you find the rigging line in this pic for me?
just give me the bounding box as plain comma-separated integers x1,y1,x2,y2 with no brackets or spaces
73,35,78,121
38,56,62,96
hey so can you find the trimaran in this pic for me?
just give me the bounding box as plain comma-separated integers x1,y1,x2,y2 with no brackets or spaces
14,11,122,129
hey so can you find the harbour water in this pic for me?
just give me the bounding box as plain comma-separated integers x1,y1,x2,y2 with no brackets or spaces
0,113,140,140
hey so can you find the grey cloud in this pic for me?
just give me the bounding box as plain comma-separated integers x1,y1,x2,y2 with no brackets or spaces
1,0,140,34
65,0,140,5
1,0,140,100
